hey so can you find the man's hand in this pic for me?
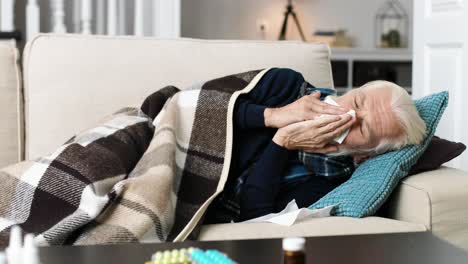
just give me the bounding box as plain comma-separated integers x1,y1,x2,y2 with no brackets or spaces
272,114,355,154
264,91,348,128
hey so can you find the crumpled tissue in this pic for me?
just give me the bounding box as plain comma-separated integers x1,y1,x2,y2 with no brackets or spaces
322,96,356,144
241,200,335,226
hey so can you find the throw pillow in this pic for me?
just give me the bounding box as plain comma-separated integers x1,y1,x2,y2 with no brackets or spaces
309,91,449,217
409,136,466,175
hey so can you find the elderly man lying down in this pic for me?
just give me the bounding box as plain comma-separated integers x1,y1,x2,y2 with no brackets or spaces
204,68,427,224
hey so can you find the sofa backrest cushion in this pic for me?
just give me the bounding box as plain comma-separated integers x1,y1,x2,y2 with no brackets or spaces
0,41,22,167
23,35,334,159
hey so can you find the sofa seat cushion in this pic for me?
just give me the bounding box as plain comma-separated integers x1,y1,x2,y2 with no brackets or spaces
198,217,427,241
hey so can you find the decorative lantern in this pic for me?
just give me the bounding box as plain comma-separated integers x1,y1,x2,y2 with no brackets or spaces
375,0,409,48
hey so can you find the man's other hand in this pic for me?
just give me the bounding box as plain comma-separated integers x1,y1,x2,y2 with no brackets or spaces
264,91,348,128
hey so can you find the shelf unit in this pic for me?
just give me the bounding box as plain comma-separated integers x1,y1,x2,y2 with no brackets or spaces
329,48,413,95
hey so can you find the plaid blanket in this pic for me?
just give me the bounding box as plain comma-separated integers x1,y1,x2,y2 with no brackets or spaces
0,69,268,246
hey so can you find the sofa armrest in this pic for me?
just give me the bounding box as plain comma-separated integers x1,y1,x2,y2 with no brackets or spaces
386,166,468,249
0,40,22,168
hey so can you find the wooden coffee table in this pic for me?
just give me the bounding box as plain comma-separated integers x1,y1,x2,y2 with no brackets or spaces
39,232,468,264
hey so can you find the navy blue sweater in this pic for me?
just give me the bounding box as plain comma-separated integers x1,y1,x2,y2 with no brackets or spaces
230,68,304,182
204,68,344,223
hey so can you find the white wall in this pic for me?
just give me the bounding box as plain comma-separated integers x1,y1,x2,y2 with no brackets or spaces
182,0,413,49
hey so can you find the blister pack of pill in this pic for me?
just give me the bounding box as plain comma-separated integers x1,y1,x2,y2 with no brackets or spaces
145,247,236,264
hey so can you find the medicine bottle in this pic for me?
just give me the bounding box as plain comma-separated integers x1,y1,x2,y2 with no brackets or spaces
282,237,306,264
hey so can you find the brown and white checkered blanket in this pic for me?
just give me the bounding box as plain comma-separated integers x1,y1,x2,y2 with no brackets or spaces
0,69,268,246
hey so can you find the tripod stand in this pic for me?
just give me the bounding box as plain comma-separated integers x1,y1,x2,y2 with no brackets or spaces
278,0,307,41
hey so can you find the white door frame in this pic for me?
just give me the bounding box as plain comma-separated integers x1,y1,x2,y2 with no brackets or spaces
412,0,468,170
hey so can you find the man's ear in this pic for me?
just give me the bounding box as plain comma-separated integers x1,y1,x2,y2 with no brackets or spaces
353,154,371,165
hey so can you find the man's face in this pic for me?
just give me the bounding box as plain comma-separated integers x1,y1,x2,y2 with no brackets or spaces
334,87,403,153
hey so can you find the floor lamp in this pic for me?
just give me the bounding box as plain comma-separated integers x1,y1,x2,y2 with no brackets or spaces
278,0,307,41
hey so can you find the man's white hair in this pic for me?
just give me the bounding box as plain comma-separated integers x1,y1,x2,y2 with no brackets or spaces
360,80,427,154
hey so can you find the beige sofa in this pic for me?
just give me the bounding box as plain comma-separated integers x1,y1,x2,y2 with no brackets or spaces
1,35,468,249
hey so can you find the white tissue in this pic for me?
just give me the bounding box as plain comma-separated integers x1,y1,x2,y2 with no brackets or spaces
242,200,335,226
322,96,356,144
